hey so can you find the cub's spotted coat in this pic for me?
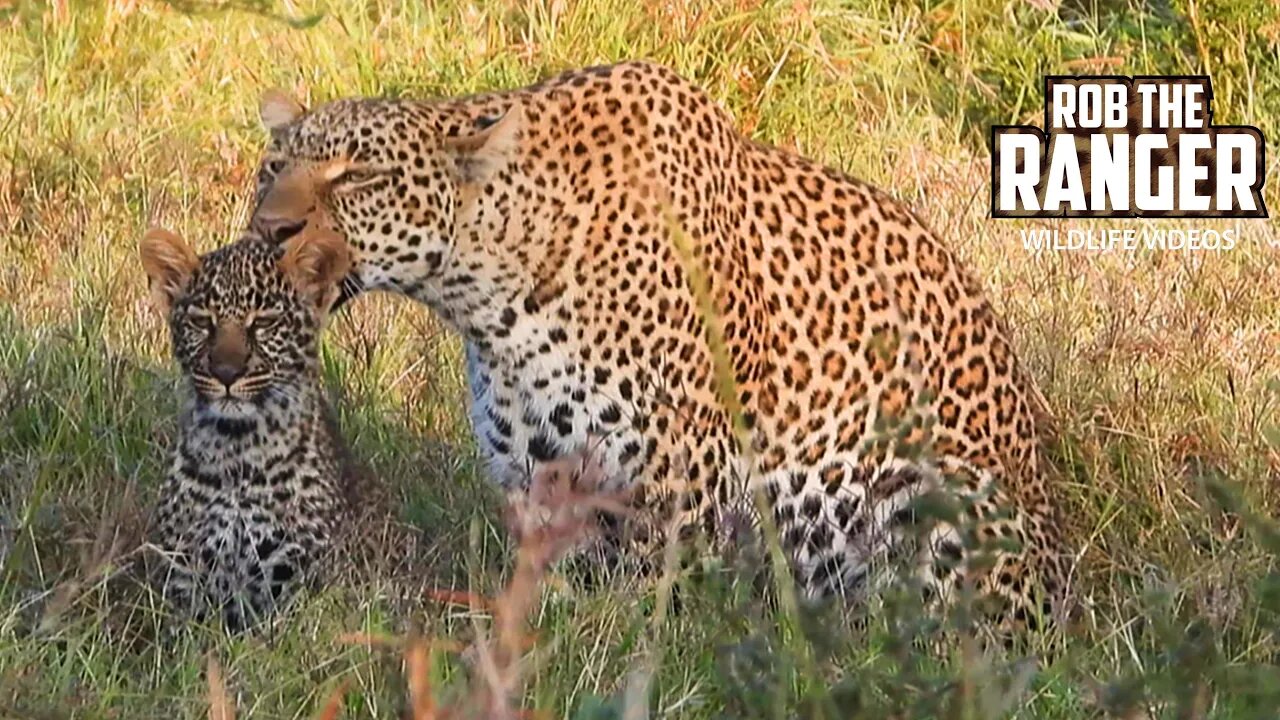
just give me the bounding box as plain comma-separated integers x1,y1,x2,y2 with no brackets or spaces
141,228,354,631
249,61,1069,629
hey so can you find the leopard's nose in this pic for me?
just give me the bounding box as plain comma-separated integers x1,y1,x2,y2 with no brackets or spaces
254,216,306,244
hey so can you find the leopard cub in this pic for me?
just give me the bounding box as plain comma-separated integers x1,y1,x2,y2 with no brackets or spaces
140,226,354,632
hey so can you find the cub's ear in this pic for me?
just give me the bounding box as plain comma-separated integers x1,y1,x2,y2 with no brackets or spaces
279,227,352,312
444,103,524,184
139,227,198,315
260,88,305,132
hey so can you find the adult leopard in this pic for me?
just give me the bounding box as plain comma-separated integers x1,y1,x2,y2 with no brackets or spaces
248,61,1068,630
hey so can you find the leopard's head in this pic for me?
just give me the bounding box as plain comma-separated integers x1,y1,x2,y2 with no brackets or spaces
139,227,350,420
247,89,523,297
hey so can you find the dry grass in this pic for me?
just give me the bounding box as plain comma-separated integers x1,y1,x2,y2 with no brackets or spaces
202,454,622,719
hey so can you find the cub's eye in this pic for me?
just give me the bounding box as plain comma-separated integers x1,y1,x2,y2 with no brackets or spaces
187,311,215,333
248,312,282,332
265,159,287,175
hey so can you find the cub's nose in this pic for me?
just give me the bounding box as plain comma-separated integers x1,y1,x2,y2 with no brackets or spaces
211,360,245,388
209,324,250,389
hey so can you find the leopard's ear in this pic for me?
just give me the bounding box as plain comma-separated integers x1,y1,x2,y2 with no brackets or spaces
444,103,524,184
260,88,305,132
139,227,198,315
279,227,352,313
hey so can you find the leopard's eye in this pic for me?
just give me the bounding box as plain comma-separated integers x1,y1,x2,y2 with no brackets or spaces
332,165,384,188
343,167,376,183
265,159,287,175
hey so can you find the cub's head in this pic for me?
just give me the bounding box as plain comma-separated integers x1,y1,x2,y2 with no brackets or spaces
139,228,350,419
248,89,523,296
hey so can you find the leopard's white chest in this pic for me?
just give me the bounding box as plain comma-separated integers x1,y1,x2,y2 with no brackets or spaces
463,341,646,493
